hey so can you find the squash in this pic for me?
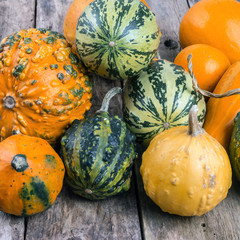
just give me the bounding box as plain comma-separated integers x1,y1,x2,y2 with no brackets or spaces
140,105,232,216
0,28,92,145
174,44,230,92
123,59,206,145
229,112,240,182
60,87,137,200
179,0,240,64
0,134,65,216
63,0,150,54
74,0,161,80
203,62,240,150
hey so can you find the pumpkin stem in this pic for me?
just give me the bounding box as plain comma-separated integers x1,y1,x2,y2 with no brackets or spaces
97,87,122,113
4,96,16,109
188,105,205,137
187,54,240,98
11,154,29,172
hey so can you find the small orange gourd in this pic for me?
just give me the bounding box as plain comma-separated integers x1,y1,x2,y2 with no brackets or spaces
140,106,232,216
174,44,230,92
0,134,65,216
0,28,92,145
179,0,240,64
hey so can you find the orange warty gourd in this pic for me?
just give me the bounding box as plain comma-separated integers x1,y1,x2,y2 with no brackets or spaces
63,0,150,53
204,61,240,150
179,0,240,64
0,134,65,216
140,106,232,216
0,28,92,145
174,44,230,92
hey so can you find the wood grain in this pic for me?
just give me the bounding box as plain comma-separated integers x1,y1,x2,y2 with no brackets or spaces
24,1,141,239
148,0,189,62
0,0,35,239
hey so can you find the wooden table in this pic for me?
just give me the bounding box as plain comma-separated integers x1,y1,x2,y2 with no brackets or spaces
1,0,240,239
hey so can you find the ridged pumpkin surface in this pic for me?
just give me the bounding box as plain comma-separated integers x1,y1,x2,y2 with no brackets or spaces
203,61,240,150
179,0,240,64
123,59,206,145
60,111,136,200
63,0,149,54
75,0,161,80
0,28,92,145
0,135,65,216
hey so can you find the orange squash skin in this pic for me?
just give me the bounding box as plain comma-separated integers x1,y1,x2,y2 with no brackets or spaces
179,0,240,64
203,62,240,150
0,134,65,216
63,0,150,53
0,28,92,145
174,44,230,92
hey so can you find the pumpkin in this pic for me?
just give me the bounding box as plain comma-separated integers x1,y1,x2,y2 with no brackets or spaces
0,28,92,145
229,112,240,182
72,0,161,80
0,134,65,216
203,61,240,150
60,87,137,200
174,44,230,92
123,59,206,145
63,0,150,54
140,105,232,216
179,0,240,64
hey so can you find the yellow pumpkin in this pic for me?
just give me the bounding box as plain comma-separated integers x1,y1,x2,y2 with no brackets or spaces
140,105,232,216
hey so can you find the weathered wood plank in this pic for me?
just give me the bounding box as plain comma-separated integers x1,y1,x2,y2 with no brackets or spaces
24,1,141,239
0,0,35,239
148,0,189,61
136,1,240,239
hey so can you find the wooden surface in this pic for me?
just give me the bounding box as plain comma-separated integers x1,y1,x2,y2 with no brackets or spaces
1,0,240,240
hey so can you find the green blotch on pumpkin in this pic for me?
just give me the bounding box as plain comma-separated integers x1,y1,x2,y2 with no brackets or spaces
50,64,58,70
44,154,56,169
24,38,32,44
31,80,37,85
64,64,77,78
69,52,79,65
58,73,65,81
26,48,33,54
70,84,83,99
13,59,29,79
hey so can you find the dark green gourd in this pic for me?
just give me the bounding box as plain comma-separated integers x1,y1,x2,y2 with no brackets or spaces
60,87,137,200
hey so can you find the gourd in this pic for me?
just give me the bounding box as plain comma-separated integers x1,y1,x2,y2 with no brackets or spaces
123,59,206,145
202,62,240,150
63,0,150,54
140,105,232,216
64,0,161,80
60,87,137,200
174,44,230,92
179,0,240,64
229,112,240,182
0,134,65,216
0,28,92,145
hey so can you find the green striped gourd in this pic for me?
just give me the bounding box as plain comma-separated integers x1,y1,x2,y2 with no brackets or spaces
60,87,137,200
123,59,206,145
229,112,240,182
75,0,161,80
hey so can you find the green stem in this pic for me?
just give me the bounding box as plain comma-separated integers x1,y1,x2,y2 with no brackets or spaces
97,87,122,113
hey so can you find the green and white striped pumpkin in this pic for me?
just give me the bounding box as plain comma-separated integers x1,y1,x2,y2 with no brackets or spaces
60,88,137,200
76,0,161,80
123,59,206,145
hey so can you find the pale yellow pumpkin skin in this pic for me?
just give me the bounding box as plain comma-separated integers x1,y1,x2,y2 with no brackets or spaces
140,117,232,216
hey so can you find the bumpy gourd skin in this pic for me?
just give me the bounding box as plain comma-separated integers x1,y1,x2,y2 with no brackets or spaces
0,135,65,216
0,28,92,145
141,125,232,216
60,111,137,200
229,112,240,182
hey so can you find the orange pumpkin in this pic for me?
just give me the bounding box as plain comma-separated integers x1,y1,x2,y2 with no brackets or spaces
179,0,240,64
0,134,65,216
203,61,240,150
174,44,230,92
0,28,92,145
63,0,150,54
